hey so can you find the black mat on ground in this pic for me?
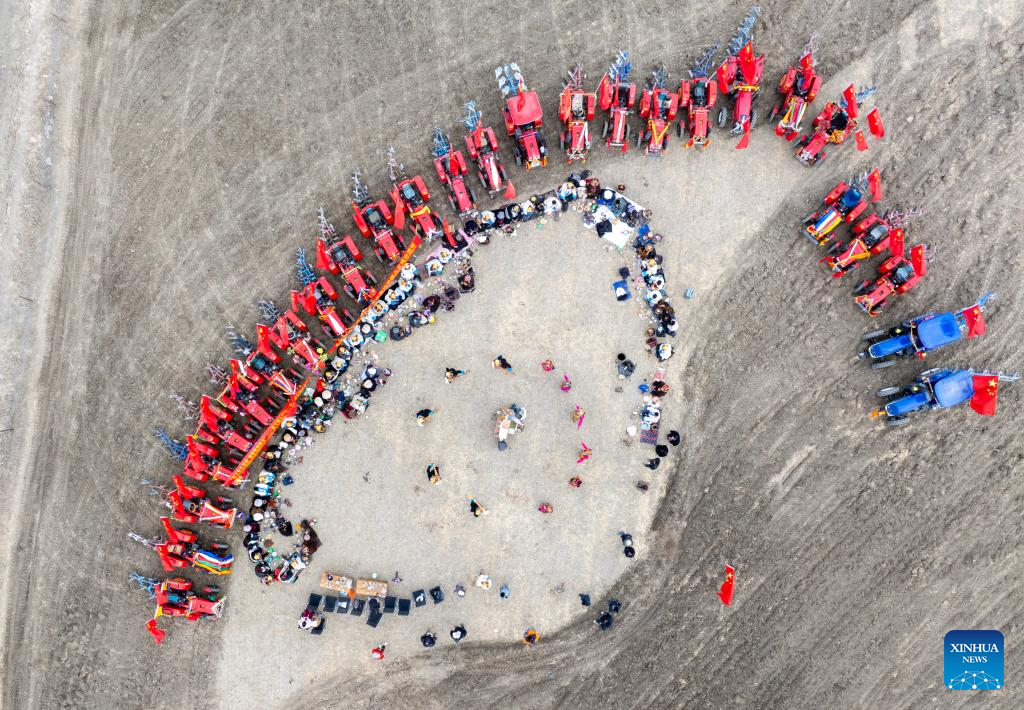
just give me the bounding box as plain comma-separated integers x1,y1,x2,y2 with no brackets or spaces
430,586,445,604
367,610,383,628
384,596,396,613
311,619,325,635
350,599,365,616
398,598,411,616
307,593,323,610
413,590,427,607
369,598,381,613
323,596,337,613
337,597,350,613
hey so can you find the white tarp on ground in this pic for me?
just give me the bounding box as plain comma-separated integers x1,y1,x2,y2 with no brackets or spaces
581,190,648,249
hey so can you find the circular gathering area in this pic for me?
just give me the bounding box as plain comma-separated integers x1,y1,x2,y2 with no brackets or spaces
3,2,1021,709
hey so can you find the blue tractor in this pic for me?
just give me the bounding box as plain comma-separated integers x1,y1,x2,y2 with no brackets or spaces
858,294,994,369
871,368,1019,427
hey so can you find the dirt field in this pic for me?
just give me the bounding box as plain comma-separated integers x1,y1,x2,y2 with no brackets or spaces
3,1,1023,709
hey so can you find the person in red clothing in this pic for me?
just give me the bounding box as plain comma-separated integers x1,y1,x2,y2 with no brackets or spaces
371,642,387,660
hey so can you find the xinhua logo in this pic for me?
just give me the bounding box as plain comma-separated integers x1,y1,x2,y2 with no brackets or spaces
944,630,1004,690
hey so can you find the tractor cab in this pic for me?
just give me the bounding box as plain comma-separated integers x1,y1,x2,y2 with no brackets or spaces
915,313,961,351
890,262,917,287
829,110,850,132
364,206,385,229
838,188,862,213
863,223,889,248
692,82,708,107
400,183,422,206
932,370,975,409
656,92,673,118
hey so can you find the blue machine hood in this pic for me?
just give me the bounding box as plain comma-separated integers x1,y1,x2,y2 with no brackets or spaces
916,313,961,351
933,370,975,408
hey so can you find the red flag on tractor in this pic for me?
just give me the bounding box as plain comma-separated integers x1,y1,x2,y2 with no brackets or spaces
391,188,405,231
962,305,987,338
717,565,735,606
970,375,1000,416
867,108,885,139
842,84,859,118
867,168,883,202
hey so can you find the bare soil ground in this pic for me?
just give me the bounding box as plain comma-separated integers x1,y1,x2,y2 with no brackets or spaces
3,1,1024,709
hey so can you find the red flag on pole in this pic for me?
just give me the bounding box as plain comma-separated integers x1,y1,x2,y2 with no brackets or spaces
889,227,905,258
717,564,735,606
962,305,986,338
854,130,869,151
842,84,859,118
867,108,885,139
391,188,405,231
970,375,999,416
145,618,166,645
867,168,883,202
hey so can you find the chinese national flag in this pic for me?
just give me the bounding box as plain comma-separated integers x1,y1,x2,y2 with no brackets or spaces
145,618,166,645
717,564,735,606
391,188,405,231
963,305,986,338
970,375,999,416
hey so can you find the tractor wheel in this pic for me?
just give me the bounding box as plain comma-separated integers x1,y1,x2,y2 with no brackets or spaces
344,285,356,301
769,104,780,123
448,193,456,211
717,106,728,128
887,417,911,428
676,121,683,138
478,171,487,188
466,183,478,207
861,329,885,341
877,386,901,398
635,130,643,148
514,148,522,166
602,120,609,139
871,359,896,370
559,132,566,151
853,280,871,296
625,124,632,142
750,109,759,130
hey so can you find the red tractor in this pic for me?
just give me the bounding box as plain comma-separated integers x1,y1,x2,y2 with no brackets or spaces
339,262,378,305
558,63,596,163
796,84,884,166
597,51,636,153
677,46,719,149
853,243,929,317
715,7,765,150
165,475,237,528
802,169,883,247
132,574,225,644
822,208,921,279
496,63,548,169
463,101,512,198
637,66,679,155
770,36,823,141
387,147,460,249
432,128,476,216
130,517,234,575
349,171,406,264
